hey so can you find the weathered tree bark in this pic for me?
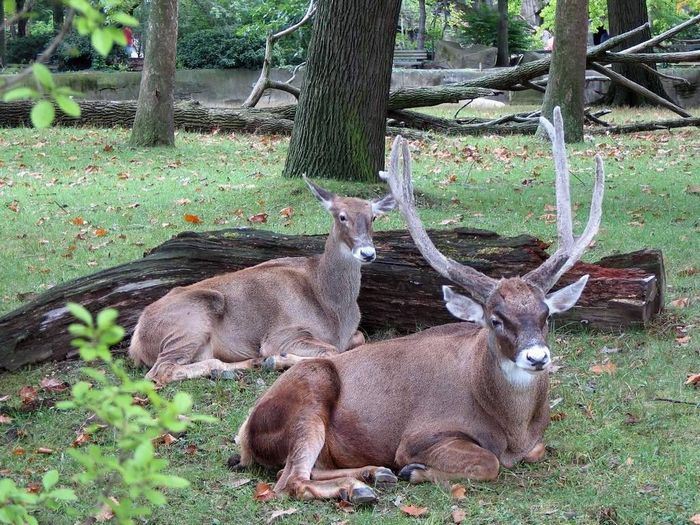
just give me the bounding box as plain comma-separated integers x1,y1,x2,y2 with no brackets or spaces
520,0,542,27
0,228,665,371
538,0,588,142
129,0,178,146
417,0,427,50
496,0,509,67
283,0,402,182
16,0,27,37
52,0,64,33
605,0,671,106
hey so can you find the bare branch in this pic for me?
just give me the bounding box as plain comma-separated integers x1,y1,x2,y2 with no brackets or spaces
380,137,496,302
621,13,700,54
1,0,34,32
637,64,691,85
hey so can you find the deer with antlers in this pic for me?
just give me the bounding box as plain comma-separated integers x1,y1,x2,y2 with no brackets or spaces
129,176,396,384
231,108,605,504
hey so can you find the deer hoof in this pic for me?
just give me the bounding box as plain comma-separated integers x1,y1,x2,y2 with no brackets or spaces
350,486,377,505
262,356,277,370
374,467,398,486
227,454,244,471
398,463,426,482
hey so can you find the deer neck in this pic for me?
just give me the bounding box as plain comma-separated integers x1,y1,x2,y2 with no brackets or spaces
316,226,362,307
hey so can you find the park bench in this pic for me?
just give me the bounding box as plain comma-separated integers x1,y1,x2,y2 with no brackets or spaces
393,48,428,68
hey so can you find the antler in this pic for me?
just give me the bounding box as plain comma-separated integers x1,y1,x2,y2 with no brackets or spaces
380,136,497,303
524,106,605,292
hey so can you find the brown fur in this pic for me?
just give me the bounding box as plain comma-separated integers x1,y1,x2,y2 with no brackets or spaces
129,184,394,384
236,278,559,501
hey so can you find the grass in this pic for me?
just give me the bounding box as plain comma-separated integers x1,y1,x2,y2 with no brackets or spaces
0,107,699,524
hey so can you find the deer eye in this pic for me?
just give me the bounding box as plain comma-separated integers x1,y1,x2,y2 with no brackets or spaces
490,317,503,330
339,213,348,222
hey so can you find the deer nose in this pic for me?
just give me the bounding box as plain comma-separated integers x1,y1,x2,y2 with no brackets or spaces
359,247,376,262
523,345,550,370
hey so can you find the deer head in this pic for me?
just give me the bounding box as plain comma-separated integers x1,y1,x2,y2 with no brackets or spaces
381,107,604,381
304,175,396,263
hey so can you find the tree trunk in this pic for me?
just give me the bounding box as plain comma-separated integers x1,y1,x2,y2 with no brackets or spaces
417,0,427,50
0,0,5,67
605,0,671,106
0,228,665,370
496,0,510,66
16,0,27,37
538,0,589,142
282,0,402,182
520,0,542,27
52,1,64,33
129,0,178,146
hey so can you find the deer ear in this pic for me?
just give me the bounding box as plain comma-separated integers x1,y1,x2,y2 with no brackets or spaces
303,175,334,211
372,194,396,215
442,286,485,325
545,275,589,314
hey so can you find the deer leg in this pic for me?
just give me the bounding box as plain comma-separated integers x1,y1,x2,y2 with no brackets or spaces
310,466,397,486
523,442,546,463
147,357,262,384
260,327,341,370
395,433,500,484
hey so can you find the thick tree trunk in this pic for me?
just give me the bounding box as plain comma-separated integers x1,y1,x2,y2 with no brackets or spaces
538,0,589,142
52,1,64,33
417,0,427,50
520,0,542,27
606,0,671,106
496,0,510,66
129,0,178,146
16,0,27,37
283,0,402,182
0,228,665,371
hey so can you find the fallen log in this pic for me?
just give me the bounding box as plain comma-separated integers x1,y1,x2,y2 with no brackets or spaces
0,228,664,371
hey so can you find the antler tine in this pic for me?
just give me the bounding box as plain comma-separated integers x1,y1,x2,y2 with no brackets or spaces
380,136,496,303
525,107,606,292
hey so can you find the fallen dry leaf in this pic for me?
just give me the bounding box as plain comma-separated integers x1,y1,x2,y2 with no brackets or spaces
95,496,119,522
678,266,698,277
7,200,19,213
132,396,149,406
266,508,297,524
253,482,276,502
36,447,54,454
71,216,85,226
685,184,700,195
40,377,69,392
224,477,251,489
279,207,294,219
19,386,38,405
13,448,25,456
440,216,462,226
185,443,198,455
94,228,108,237
685,373,700,387
452,509,466,524
0,415,12,424
676,335,691,346
624,413,640,425
400,504,428,517
72,432,90,447
103,144,114,152
176,198,192,206
153,433,178,446
550,412,567,422
590,362,617,375
248,212,269,224
670,297,690,309
450,484,466,500
26,483,41,494
184,213,203,224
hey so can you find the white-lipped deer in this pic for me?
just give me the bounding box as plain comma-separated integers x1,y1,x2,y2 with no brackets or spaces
232,108,605,504
129,176,395,384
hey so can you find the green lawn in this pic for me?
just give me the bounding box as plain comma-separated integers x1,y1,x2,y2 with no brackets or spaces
0,110,699,524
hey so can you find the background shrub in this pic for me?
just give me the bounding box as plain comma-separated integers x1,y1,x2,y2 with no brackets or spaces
455,6,536,53
7,34,52,64
56,33,128,71
177,28,265,69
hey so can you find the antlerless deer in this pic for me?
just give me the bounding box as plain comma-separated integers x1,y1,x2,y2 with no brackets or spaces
128,177,395,384
233,108,605,504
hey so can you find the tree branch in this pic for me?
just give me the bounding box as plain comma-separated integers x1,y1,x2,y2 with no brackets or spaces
621,13,700,54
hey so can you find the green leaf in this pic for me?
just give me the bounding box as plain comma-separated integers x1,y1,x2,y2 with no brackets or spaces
30,100,55,128
3,87,39,102
71,381,92,398
54,86,82,97
152,474,190,489
54,95,81,118
42,470,59,490
32,63,55,89
144,489,167,505
112,12,139,26
133,441,154,465
91,28,114,57
68,323,90,337
107,27,127,47
3,0,16,15
80,367,108,384
49,488,77,501
67,303,93,326
171,392,192,414
96,308,118,330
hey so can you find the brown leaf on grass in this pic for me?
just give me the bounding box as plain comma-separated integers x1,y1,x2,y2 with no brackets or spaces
253,482,277,502
550,412,566,422
336,499,355,513
675,335,691,346
579,403,594,419
71,216,86,226
103,144,114,152
7,200,19,213
19,386,38,405
678,266,698,277
13,448,25,456
184,213,203,224
36,447,54,454
590,362,617,375
690,514,700,524
248,213,269,224
450,484,466,500
440,216,462,226
543,203,556,212
400,504,428,517
132,395,149,406
94,228,108,237
670,297,690,308
540,213,556,224
624,413,640,425
26,483,41,494
153,433,178,446
176,198,192,206
224,477,251,489
95,497,119,522
85,165,100,174
452,509,466,524
685,373,700,387
72,432,90,447
279,207,294,219
185,443,198,455
685,184,700,195
0,415,12,424
266,508,297,524
40,377,69,392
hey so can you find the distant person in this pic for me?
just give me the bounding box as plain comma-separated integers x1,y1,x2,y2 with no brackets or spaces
124,26,136,57
593,26,609,45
